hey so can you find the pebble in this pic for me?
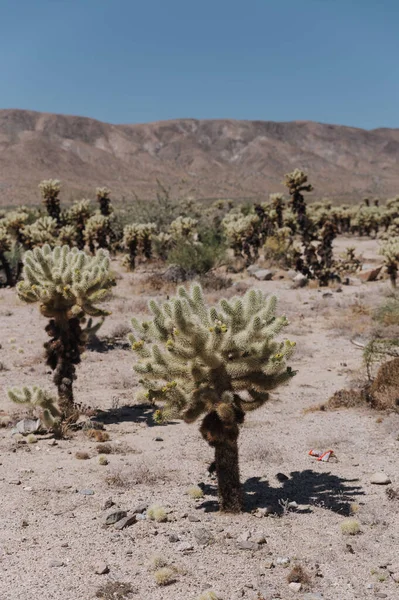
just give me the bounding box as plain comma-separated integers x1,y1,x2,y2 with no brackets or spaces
23,487,33,492
177,542,194,552
252,533,267,545
79,489,94,495
188,515,201,522
94,562,109,575
105,510,127,526
370,472,391,485
276,556,290,566
114,514,137,530
289,582,302,592
391,573,399,583
194,527,212,546
169,533,180,543
132,503,148,514
9,480,21,485
136,513,146,520
374,594,388,599
304,594,324,600
237,541,260,551
264,560,274,569
103,498,115,510
154,437,163,442
50,560,65,568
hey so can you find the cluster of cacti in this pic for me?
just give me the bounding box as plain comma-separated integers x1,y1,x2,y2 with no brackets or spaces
65,199,92,249
222,211,262,263
380,238,399,286
122,223,157,270
169,216,198,240
16,244,114,418
22,216,58,249
129,284,296,512
84,214,113,253
7,386,62,436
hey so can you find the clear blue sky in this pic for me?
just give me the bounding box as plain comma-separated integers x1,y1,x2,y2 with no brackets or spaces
0,0,398,129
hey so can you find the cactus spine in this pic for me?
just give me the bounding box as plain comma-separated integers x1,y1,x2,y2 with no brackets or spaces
130,285,296,512
16,244,113,417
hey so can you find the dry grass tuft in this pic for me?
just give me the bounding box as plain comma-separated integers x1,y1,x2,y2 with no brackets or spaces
85,429,110,442
340,519,361,535
147,504,168,522
75,451,90,460
104,470,129,488
95,581,135,599
187,485,204,500
154,567,176,586
96,443,113,454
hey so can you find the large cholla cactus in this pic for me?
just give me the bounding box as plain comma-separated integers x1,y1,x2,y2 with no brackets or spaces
380,238,399,287
130,285,296,512
284,169,314,241
8,386,62,437
3,210,29,243
17,244,114,417
122,223,157,270
0,226,13,286
39,179,62,224
269,193,285,229
66,199,92,249
222,212,261,263
96,187,113,216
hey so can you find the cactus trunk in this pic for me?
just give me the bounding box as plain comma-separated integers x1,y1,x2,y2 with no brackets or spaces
214,434,242,513
0,252,14,286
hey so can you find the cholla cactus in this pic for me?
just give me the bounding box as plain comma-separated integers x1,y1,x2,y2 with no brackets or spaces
58,224,78,247
96,187,113,216
337,247,362,274
154,231,173,260
66,199,92,249
22,216,58,249
380,238,399,286
84,214,111,253
270,193,285,229
169,216,198,240
130,285,296,512
17,244,113,417
3,210,29,243
39,179,62,224
284,169,314,241
122,223,157,270
0,226,13,286
222,212,261,263
7,386,62,436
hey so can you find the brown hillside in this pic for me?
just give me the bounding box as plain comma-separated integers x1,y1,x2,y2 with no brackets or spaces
1,109,399,206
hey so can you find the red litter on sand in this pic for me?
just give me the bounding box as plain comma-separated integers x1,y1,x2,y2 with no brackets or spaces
308,449,335,462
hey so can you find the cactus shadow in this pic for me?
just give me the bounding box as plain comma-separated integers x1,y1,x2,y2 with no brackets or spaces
92,403,161,427
243,469,364,515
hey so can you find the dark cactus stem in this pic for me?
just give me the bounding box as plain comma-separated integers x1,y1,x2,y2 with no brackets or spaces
128,238,138,269
98,197,111,216
44,197,61,225
214,436,242,512
142,234,152,260
44,316,85,419
387,264,397,287
0,252,14,286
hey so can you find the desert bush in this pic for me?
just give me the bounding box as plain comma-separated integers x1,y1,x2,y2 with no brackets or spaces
130,285,296,512
16,244,113,418
167,230,226,276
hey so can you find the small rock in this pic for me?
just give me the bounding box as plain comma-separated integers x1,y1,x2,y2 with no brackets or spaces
289,582,302,592
252,533,267,545
177,542,194,552
61,543,69,548
322,292,333,298
105,510,127,526
136,513,146,520
194,527,212,546
114,514,137,530
391,573,399,583
247,264,261,275
79,489,94,495
154,437,163,442
253,269,274,281
276,472,289,482
132,503,148,514
288,501,298,509
169,533,180,543
21,520,29,528
15,418,41,434
94,562,109,575
304,594,323,600
103,498,115,510
358,266,382,282
237,541,260,551
23,487,33,492
50,560,65,568
188,515,201,522
387,564,399,574
374,594,388,599
292,273,308,288
370,472,392,485
276,557,290,566
264,560,274,569
48,439,57,446
9,479,21,485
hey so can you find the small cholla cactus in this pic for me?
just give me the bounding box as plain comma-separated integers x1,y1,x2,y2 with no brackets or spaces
380,238,399,286
169,216,198,240
0,226,13,286
96,187,113,216
66,199,92,249
130,285,296,512
3,210,29,243
7,386,62,437
284,169,314,241
22,216,58,249
58,224,78,247
39,179,62,224
84,214,111,253
17,244,114,417
222,211,261,263
154,231,173,260
122,223,157,270
270,193,285,229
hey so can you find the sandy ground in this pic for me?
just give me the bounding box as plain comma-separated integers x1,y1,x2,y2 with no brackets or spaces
0,237,398,600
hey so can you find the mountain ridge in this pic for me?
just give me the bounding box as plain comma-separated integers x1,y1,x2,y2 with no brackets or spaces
1,108,398,206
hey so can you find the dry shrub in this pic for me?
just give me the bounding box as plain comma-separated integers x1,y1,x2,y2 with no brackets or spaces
104,470,129,488
107,322,131,341
75,451,90,460
154,567,176,586
85,429,110,442
368,357,399,410
96,443,113,454
287,564,311,586
327,389,365,409
95,581,135,599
